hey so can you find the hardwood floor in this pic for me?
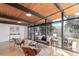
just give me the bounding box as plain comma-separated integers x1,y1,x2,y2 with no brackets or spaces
0,41,24,56
0,41,79,56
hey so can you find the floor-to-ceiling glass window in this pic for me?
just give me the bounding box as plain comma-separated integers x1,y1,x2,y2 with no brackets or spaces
52,22,62,47
29,13,79,53
34,26,41,41
30,26,45,41
63,15,79,52
30,24,53,44
30,22,62,47
27,26,31,40
34,25,47,41
29,27,34,40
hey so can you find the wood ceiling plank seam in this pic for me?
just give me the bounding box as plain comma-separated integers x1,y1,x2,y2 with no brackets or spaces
23,4,45,19
46,3,79,18
8,5,24,17
38,3,59,21
15,11,37,23
5,3,46,19
16,11,24,19
32,4,41,10
29,3,58,16
0,13,31,24
64,5,79,17
33,4,47,13
24,5,50,22
63,3,79,16
53,3,67,19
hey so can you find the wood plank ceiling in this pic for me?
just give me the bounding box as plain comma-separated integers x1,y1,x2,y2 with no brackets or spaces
0,3,79,25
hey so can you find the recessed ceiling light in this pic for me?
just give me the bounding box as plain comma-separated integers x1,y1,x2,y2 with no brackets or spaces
17,21,22,23
26,13,32,16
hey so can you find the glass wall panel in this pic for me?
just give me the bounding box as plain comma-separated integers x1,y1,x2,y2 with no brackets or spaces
31,24,54,45
52,22,62,47
29,27,35,40
63,19,79,52
34,25,46,41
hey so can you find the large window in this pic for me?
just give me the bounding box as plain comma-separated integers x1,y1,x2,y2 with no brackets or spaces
63,16,79,52
33,25,53,41
29,13,79,53
52,22,62,47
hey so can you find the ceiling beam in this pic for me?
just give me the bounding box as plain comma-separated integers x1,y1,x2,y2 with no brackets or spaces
47,3,79,18
31,16,79,27
54,3,63,12
5,3,46,19
0,13,32,24
0,20,28,26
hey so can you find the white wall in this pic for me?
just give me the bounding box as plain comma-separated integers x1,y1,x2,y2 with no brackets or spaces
0,23,28,42
0,24,9,42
